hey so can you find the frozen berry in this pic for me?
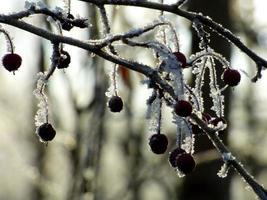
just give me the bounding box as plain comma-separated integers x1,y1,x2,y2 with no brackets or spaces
223,68,241,86
169,147,186,167
61,13,74,31
57,50,71,69
173,52,187,68
37,123,56,142
174,100,192,117
176,153,196,174
108,96,123,112
149,134,168,154
2,53,22,72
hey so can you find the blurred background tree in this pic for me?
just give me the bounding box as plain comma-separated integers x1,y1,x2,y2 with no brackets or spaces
0,0,266,200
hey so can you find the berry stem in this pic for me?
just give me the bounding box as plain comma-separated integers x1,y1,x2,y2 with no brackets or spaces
98,5,120,96
0,28,14,53
112,64,118,96
157,92,163,134
191,113,267,199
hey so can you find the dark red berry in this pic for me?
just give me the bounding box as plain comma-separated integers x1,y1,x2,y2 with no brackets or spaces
173,52,187,68
223,68,241,86
149,134,168,154
176,153,196,174
108,96,123,112
61,13,74,31
169,147,186,167
174,100,192,117
57,50,71,69
2,53,22,72
37,123,56,142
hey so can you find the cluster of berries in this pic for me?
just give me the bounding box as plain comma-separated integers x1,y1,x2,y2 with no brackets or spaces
148,51,240,175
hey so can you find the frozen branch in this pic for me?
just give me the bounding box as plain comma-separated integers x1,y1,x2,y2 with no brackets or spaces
79,0,267,81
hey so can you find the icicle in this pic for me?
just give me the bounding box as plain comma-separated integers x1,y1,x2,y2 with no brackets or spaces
147,94,161,135
173,115,192,147
208,57,224,117
33,72,49,129
105,64,119,98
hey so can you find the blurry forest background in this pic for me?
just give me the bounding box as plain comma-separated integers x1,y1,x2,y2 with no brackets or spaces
0,0,267,199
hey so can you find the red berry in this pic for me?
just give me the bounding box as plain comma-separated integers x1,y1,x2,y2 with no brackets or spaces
57,50,71,69
176,153,196,174
173,52,187,68
37,123,56,142
149,134,168,154
174,100,192,117
223,68,241,86
61,13,74,31
169,147,186,167
108,96,123,112
2,53,22,72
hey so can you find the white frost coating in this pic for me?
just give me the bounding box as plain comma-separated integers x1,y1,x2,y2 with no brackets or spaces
176,168,185,178
36,1,47,9
147,96,161,134
214,120,227,131
222,152,235,161
181,135,195,154
173,115,192,146
105,65,118,98
147,41,185,98
208,57,224,116
33,72,49,131
188,48,230,69
217,163,229,178
24,1,36,9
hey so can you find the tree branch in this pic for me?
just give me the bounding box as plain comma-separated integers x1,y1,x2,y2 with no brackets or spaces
79,0,267,81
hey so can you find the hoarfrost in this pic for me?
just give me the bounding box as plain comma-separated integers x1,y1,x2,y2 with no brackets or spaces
147,96,161,134
33,72,49,130
217,162,229,178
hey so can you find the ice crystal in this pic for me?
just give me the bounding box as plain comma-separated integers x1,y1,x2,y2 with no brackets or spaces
222,152,235,161
217,162,229,178
33,72,49,130
181,135,195,154
208,57,224,116
176,168,185,178
173,115,192,147
36,0,47,9
24,1,36,9
192,19,210,49
62,0,71,12
147,41,185,99
105,64,118,98
146,93,162,135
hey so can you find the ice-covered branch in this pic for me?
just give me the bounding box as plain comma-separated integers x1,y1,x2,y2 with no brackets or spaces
191,113,267,200
79,0,267,81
